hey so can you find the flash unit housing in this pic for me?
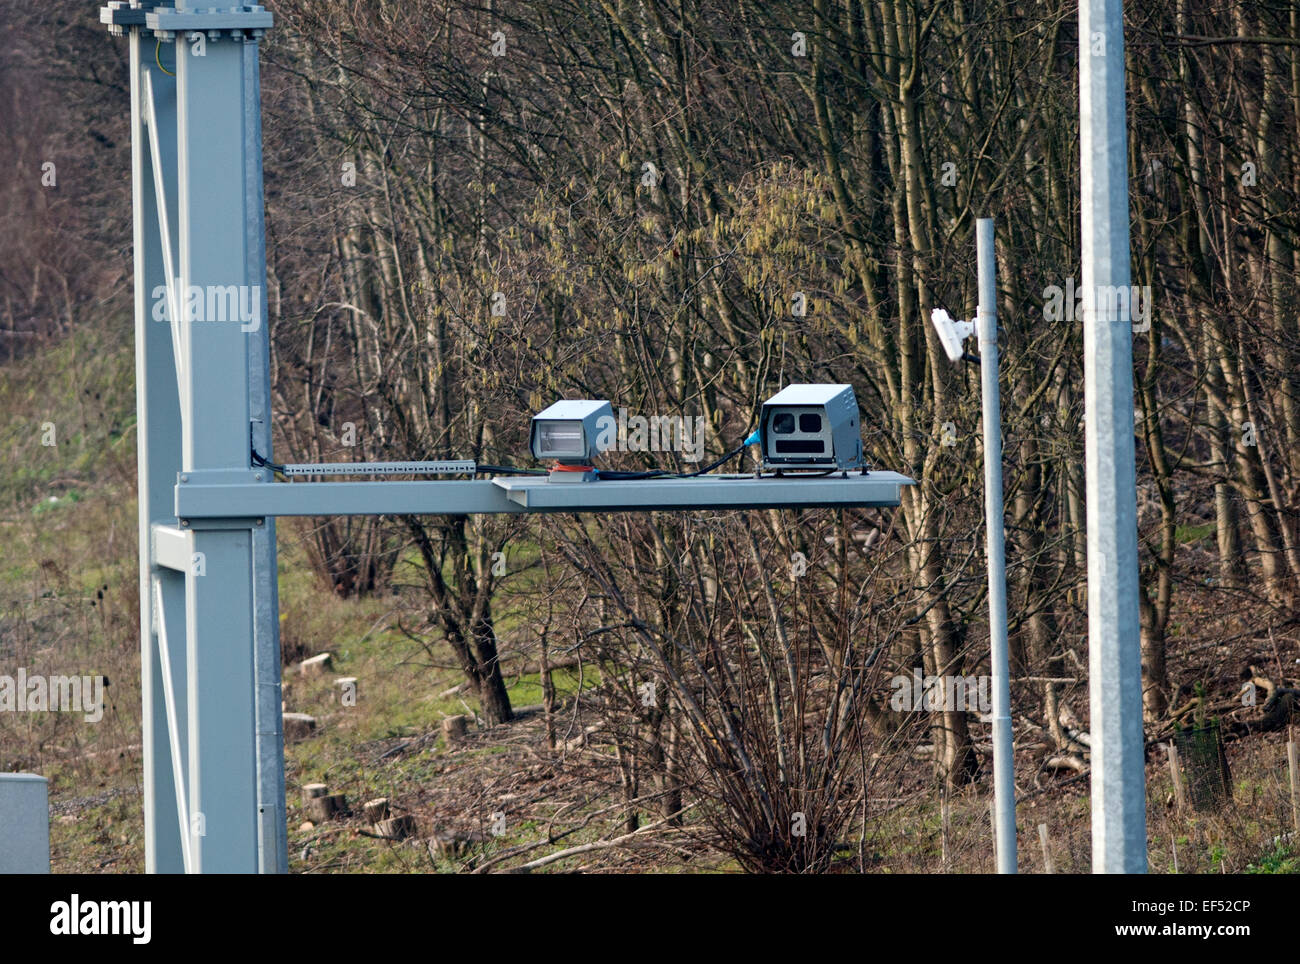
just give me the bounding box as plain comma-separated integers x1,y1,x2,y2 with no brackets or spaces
758,384,863,471
529,399,614,464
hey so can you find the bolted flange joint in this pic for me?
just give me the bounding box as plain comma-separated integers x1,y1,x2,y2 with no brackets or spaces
100,1,162,38
146,5,273,43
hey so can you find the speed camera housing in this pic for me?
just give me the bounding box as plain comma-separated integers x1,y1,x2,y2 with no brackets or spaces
758,384,864,471
529,399,614,466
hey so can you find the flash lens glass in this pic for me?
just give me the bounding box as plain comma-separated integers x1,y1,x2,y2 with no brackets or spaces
537,421,585,456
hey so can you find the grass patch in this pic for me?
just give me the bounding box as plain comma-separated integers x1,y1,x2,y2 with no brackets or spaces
1176,522,1216,544
1246,841,1300,874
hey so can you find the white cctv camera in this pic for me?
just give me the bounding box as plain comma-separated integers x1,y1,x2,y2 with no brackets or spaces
930,307,975,363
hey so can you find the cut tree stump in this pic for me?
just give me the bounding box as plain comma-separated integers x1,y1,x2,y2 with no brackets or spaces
282,712,317,742
307,793,348,822
442,715,468,743
363,798,390,823
298,653,333,676
374,815,416,840
302,783,328,803
302,783,328,801
428,829,486,860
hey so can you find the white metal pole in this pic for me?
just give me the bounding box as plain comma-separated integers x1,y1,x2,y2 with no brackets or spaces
129,16,187,874
976,218,1016,874
1080,0,1147,872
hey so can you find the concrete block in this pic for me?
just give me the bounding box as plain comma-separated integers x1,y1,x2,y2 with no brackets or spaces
0,773,50,873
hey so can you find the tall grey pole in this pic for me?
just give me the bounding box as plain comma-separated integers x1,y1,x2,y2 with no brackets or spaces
241,32,288,875
1080,0,1147,872
976,218,1016,874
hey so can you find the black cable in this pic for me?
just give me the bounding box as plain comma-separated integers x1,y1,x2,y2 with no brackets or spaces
250,449,286,474
475,463,548,476
780,468,837,477
679,443,747,477
596,469,670,480
596,443,747,481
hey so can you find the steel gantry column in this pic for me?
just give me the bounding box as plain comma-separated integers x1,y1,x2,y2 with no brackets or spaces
170,0,276,875
105,0,280,874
